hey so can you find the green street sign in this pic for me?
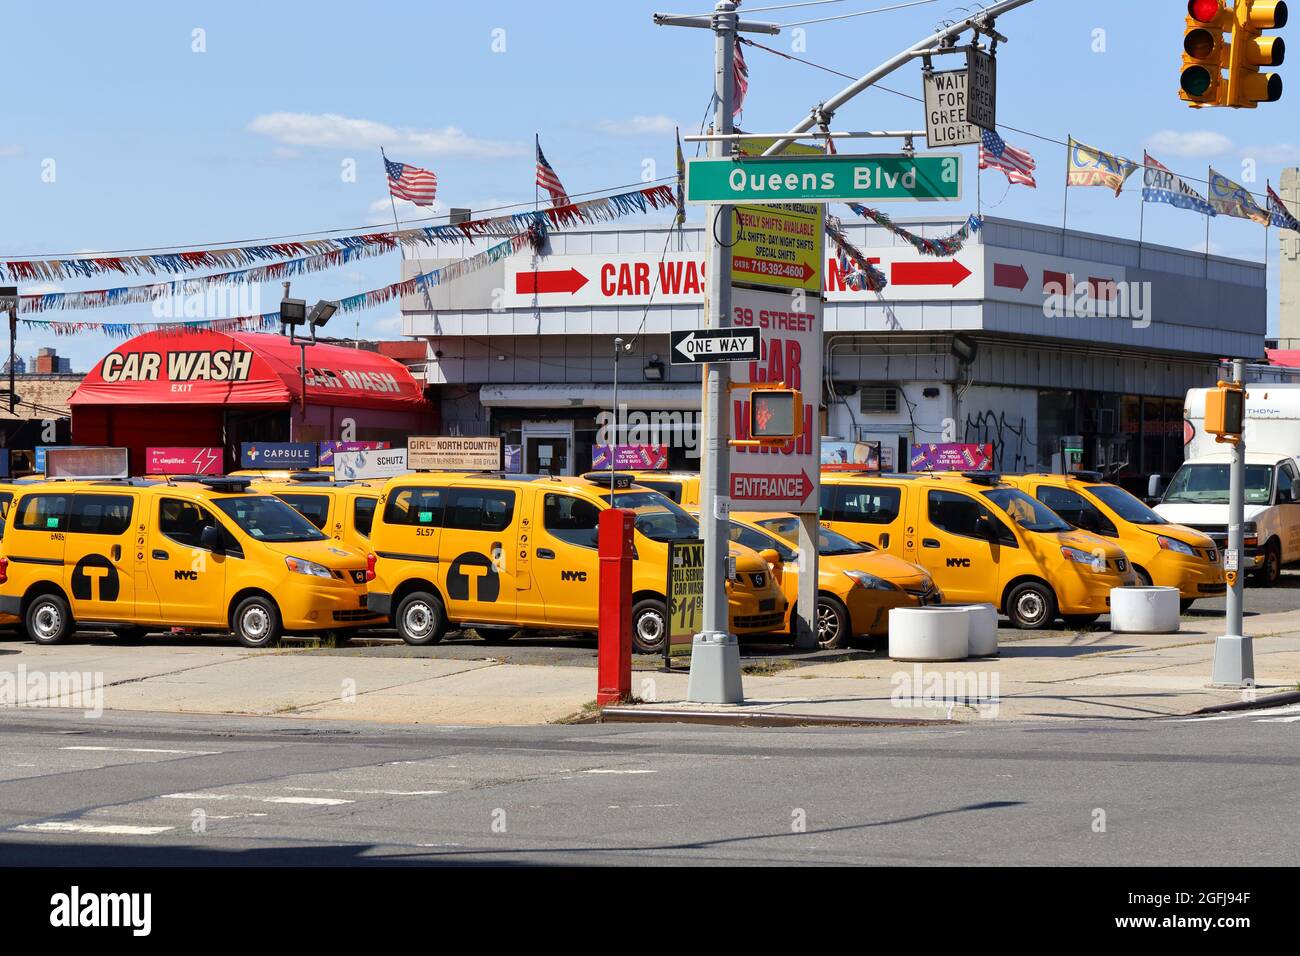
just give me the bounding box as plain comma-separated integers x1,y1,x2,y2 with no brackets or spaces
686,153,961,204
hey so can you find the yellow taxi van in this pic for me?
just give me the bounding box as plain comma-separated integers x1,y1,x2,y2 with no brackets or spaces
624,471,703,508
1001,472,1224,611
820,471,1136,629
0,475,378,647
715,510,942,648
367,471,787,653
248,473,382,553
0,479,43,628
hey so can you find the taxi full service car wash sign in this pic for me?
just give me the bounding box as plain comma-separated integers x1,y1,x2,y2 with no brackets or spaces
666,539,704,663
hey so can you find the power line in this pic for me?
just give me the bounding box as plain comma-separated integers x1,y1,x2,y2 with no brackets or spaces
779,0,939,28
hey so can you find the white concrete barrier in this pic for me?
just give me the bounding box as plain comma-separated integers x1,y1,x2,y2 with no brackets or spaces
962,603,1000,657
1110,586,1180,634
888,606,971,661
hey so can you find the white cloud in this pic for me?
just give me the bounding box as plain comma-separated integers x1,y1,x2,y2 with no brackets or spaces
596,114,680,137
1145,130,1234,158
23,282,65,295
248,112,524,158
368,196,444,219
0,144,20,157
1240,143,1300,164
271,146,300,161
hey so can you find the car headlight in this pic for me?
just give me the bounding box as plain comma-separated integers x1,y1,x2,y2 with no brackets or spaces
843,569,897,590
285,556,333,578
1157,535,1196,556
1060,545,1106,572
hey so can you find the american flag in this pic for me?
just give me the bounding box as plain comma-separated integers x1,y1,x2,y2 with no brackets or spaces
979,129,1037,188
535,142,570,206
384,156,438,206
733,42,749,117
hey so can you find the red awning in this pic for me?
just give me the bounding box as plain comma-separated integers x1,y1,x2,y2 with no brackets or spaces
1267,348,1300,369
69,329,426,411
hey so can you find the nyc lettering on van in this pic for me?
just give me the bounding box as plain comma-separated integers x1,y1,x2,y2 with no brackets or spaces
560,569,588,582
174,569,199,581
946,557,972,568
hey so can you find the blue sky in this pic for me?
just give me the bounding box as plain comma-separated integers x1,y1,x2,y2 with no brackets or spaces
1,0,1295,372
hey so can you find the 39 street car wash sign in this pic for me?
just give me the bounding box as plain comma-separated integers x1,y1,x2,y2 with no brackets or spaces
728,286,821,513
407,436,501,471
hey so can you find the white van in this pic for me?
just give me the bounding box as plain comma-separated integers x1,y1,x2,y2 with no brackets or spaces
1165,383,1300,584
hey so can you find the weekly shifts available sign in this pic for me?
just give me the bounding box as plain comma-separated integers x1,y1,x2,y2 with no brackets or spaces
686,153,961,204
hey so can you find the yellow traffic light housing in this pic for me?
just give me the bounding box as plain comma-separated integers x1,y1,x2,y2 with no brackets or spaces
1205,380,1246,443
729,381,805,449
1182,0,1234,106
1226,0,1287,107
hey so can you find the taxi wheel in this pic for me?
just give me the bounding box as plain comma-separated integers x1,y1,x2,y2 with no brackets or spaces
1005,581,1058,630
232,596,283,648
1255,543,1282,588
395,591,447,646
1179,599,1196,614
25,594,73,646
815,596,851,650
631,599,668,655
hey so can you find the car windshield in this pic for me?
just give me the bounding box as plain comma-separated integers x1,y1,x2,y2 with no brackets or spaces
1088,484,1167,524
1162,464,1274,505
755,516,871,555
214,495,328,543
600,490,700,542
983,488,1072,533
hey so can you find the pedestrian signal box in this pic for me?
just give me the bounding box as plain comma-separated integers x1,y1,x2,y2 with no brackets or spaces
1205,380,1246,443
731,385,804,449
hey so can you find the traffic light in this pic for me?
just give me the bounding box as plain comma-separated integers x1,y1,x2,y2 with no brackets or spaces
1226,0,1287,107
1182,0,1233,106
1205,380,1246,443
748,387,804,445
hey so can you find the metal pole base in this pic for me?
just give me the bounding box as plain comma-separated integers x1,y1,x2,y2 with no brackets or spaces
686,631,744,703
1209,634,1255,688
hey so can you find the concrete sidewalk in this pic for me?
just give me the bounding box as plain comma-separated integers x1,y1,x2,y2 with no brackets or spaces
0,608,1297,726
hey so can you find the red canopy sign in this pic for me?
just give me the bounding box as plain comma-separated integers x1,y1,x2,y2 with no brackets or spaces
70,330,426,411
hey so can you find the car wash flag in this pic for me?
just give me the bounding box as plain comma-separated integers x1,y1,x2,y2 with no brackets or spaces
1142,152,1215,217
1066,137,1138,196
1268,183,1300,232
535,141,570,207
383,153,438,206
1209,168,1270,225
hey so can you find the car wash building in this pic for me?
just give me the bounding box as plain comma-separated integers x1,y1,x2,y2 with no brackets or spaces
399,213,1266,481
69,329,435,474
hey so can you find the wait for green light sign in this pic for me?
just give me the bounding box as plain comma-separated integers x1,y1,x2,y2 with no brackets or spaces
686,153,962,205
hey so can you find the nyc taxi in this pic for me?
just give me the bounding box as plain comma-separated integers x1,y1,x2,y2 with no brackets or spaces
367,472,787,653
1001,472,1224,611
820,472,1136,629
717,510,942,648
249,474,382,553
0,480,43,628
0,476,378,647
624,471,703,507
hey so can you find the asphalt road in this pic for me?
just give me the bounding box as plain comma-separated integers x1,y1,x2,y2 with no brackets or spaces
0,706,1296,866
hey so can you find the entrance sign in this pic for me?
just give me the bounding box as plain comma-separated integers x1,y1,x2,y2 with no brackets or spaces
728,285,822,513
147,447,222,475
407,436,501,471
666,539,704,662
671,328,761,365
732,203,823,292
967,48,997,131
686,153,962,204
924,69,981,147
46,446,129,480
240,442,317,470
333,447,409,480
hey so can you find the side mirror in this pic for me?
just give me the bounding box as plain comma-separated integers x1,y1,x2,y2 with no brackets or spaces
975,516,999,542
1147,474,1165,501
200,525,225,555
759,548,782,568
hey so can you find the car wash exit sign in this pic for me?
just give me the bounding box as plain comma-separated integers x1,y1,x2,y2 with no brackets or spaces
686,153,961,204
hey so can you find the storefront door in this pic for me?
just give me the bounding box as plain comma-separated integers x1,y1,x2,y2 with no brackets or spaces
523,422,574,476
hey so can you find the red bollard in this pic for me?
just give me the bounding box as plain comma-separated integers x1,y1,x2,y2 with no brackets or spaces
597,508,635,706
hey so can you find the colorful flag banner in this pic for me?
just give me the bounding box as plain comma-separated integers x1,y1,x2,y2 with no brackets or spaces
675,127,686,227
733,41,749,117
825,216,887,292
845,204,983,257
1209,168,1270,224
1268,183,1300,232
1142,152,1216,217
1067,137,1139,196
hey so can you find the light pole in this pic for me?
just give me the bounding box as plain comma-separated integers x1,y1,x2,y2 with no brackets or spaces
612,336,623,485
1211,357,1254,687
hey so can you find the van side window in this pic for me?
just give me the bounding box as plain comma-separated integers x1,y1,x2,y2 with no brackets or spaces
354,497,378,537
728,522,796,563
69,495,133,535
636,481,681,503
275,494,331,530
928,490,1015,545
824,485,901,524
1035,486,1116,536
444,488,515,533
0,491,12,539
160,498,224,551
543,494,600,548
383,487,444,527
15,494,69,532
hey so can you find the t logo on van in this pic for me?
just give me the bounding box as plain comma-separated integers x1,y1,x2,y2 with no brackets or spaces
71,554,120,602
946,557,972,568
447,552,500,602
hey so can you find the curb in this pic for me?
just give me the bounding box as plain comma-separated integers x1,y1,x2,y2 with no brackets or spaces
1189,689,1300,715
599,706,956,728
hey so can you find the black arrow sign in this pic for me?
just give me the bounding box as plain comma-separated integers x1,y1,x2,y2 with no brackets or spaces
670,328,761,365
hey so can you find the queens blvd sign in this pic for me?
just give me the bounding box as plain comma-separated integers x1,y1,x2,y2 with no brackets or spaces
687,153,961,204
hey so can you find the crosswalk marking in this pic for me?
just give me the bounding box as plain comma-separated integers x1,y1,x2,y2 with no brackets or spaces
61,746,221,755
1176,703,1300,723
16,821,174,836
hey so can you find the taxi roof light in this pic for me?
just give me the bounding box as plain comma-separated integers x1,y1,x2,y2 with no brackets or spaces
174,475,254,493
582,471,635,490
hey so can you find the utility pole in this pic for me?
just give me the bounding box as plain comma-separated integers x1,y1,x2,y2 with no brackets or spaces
1212,358,1254,687
655,2,778,703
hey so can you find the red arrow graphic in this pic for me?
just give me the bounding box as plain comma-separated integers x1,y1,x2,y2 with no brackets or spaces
993,263,1029,291
730,469,815,505
514,267,589,295
891,259,972,288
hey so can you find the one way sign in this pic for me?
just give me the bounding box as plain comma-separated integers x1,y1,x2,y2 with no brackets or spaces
670,328,761,365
